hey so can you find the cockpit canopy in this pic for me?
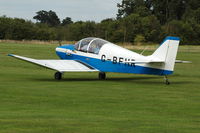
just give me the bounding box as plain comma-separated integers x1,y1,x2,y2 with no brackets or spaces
74,37,108,54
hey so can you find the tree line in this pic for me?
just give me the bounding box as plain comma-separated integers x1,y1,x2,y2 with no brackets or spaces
0,0,200,45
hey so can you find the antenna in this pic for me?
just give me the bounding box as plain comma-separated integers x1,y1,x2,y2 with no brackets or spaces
140,46,149,55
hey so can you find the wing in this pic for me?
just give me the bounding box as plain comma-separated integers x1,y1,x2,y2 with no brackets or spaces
8,54,98,72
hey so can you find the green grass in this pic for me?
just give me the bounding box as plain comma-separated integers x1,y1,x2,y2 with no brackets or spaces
0,42,200,133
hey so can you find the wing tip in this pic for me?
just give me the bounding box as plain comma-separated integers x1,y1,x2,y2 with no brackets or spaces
8,54,14,57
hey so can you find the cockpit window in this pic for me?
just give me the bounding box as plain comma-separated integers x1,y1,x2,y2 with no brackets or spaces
74,37,108,54
88,39,107,54
79,38,94,52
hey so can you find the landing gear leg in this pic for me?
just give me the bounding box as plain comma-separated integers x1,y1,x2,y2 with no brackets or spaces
99,72,106,80
164,75,170,85
54,72,62,80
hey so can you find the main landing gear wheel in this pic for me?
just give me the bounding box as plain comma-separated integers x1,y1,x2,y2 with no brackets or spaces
99,72,106,80
164,75,170,85
54,72,62,80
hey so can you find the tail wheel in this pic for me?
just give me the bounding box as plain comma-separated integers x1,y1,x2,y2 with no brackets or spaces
55,72,62,80
99,72,106,80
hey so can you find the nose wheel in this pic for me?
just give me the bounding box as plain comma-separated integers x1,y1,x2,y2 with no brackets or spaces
55,72,62,80
99,72,106,80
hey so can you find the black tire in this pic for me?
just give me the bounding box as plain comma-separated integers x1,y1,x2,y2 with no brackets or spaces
98,72,106,80
166,80,170,85
54,72,62,80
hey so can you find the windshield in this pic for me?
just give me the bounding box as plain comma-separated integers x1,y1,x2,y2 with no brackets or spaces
74,41,80,50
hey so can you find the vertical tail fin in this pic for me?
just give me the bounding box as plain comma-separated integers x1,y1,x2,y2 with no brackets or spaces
151,36,180,73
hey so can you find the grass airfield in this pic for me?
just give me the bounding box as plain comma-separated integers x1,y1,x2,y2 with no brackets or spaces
0,42,200,133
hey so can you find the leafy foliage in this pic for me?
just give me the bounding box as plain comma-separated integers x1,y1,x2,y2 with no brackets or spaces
62,17,73,26
134,34,145,45
1,1,200,45
33,10,60,27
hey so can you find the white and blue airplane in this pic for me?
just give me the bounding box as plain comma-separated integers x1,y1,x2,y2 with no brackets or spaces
8,36,190,84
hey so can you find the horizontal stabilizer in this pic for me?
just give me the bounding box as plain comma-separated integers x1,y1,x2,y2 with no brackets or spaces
8,54,98,72
175,60,192,63
125,60,165,64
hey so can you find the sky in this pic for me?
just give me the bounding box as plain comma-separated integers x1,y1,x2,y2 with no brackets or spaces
0,0,122,22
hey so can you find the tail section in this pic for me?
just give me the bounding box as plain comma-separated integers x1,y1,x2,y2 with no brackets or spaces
151,36,180,73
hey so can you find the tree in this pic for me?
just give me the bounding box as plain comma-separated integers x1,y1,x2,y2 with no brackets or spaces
0,16,37,40
134,34,145,45
160,20,199,44
11,18,36,40
117,0,151,19
62,17,73,26
117,0,197,24
0,16,12,39
96,18,116,40
151,0,187,24
33,10,60,26
35,23,56,40
140,15,161,42
120,13,142,42
194,8,200,24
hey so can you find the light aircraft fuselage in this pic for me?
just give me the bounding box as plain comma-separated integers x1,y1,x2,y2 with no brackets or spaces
56,37,175,75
